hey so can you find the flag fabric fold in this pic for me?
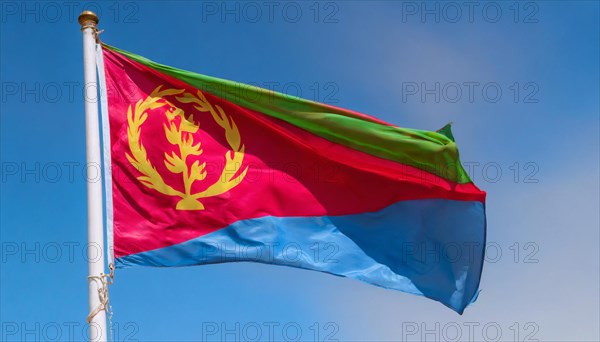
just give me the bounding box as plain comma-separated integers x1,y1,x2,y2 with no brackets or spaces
98,44,486,314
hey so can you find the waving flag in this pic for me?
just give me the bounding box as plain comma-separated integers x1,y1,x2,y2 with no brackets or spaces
97,44,486,313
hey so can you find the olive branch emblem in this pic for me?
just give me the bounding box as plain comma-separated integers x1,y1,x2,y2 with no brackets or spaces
126,85,248,210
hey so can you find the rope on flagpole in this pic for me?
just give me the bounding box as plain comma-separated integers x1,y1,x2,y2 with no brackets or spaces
79,17,102,43
86,263,114,324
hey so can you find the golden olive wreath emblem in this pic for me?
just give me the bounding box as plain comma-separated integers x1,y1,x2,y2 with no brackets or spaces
126,85,248,210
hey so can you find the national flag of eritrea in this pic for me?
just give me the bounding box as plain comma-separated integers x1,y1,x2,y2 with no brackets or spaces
98,44,486,314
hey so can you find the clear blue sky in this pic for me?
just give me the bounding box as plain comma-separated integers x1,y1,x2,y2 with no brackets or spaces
1,1,599,341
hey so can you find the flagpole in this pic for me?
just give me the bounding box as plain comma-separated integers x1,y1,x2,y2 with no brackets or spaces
78,10,107,342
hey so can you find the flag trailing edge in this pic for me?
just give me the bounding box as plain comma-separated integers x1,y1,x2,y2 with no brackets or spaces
97,43,487,314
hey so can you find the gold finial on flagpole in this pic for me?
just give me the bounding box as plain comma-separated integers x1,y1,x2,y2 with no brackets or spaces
78,10,99,30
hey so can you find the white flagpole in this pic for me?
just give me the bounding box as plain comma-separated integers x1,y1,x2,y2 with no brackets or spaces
78,11,107,342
